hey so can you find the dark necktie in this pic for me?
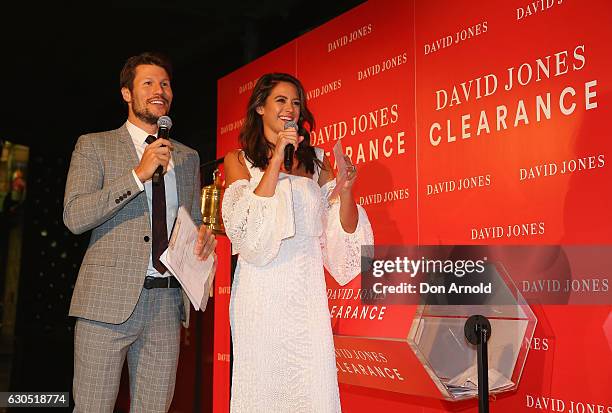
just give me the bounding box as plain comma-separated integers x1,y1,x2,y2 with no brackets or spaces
145,135,168,274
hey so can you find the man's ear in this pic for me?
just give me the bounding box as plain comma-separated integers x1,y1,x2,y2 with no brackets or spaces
121,87,132,104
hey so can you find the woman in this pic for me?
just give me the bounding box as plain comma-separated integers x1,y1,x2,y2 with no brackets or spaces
222,73,373,412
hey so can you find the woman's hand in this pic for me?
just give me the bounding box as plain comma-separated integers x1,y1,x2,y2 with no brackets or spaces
270,128,304,172
341,155,357,193
338,155,358,233
255,128,303,197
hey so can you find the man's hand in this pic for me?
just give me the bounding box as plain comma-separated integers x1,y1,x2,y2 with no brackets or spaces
208,252,217,297
195,225,217,298
134,138,173,182
194,225,217,260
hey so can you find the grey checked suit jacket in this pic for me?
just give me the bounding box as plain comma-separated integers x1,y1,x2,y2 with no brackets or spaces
63,124,202,327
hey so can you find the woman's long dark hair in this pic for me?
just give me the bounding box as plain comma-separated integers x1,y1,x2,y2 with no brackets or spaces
239,73,323,174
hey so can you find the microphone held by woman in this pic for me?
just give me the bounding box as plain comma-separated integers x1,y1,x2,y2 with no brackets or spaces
283,120,297,171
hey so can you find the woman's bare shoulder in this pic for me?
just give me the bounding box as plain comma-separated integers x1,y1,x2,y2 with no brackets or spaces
224,149,250,186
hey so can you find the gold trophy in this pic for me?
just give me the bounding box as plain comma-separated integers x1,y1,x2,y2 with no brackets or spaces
200,168,225,234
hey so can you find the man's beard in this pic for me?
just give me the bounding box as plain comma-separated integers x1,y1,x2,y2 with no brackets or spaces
133,99,168,125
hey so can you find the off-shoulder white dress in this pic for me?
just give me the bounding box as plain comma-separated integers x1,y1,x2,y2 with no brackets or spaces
222,148,373,413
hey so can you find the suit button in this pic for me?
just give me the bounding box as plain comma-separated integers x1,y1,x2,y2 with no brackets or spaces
115,199,120,204
144,236,150,242
127,191,131,196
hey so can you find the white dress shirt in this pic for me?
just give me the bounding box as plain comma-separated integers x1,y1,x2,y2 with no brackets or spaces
126,120,178,278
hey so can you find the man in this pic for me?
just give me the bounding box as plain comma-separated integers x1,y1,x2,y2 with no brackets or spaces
63,52,216,412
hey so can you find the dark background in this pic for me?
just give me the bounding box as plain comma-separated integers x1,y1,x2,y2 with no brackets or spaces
0,1,363,411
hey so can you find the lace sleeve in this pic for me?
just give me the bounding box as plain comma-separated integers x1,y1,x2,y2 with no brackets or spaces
222,179,290,266
320,179,374,285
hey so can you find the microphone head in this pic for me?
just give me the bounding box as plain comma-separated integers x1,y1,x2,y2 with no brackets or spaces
157,115,173,130
283,120,297,130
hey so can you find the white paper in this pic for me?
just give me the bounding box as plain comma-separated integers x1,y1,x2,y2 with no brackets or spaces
329,139,348,201
160,206,214,311
447,365,514,393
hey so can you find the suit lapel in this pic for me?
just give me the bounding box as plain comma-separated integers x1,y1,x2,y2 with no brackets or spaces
116,124,150,215
117,125,140,166
172,143,186,208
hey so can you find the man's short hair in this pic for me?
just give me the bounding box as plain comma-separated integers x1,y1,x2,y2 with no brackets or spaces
119,52,173,91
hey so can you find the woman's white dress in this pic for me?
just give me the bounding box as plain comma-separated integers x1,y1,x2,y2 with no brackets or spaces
222,149,373,413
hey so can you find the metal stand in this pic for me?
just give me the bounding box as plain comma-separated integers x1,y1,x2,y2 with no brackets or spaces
465,315,492,413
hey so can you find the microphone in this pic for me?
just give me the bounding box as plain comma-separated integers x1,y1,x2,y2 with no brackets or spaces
153,115,173,184
283,120,297,172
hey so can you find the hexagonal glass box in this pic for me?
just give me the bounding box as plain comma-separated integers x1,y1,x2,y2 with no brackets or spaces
333,258,538,401
407,262,537,400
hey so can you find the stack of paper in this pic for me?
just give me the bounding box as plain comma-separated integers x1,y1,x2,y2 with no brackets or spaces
446,365,515,397
160,206,214,311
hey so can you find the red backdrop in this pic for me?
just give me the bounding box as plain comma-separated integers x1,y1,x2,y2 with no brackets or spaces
214,0,612,412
